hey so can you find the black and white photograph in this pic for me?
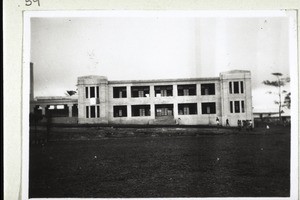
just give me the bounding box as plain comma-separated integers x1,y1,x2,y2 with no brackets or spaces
22,10,297,199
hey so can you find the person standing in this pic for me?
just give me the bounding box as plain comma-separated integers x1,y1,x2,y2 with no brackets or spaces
249,120,253,131
238,120,242,131
216,117,220,126
226,119,230,127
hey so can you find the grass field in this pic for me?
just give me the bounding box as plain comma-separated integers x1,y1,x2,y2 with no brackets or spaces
29,127,290,198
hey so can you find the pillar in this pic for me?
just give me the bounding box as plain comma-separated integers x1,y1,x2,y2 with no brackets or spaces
127,85,131,99
173,103,178,119
68,104,73,117
150,103,155,118
150,85,155,98
127,105,132,117
173,85,178,96
41,106,46,116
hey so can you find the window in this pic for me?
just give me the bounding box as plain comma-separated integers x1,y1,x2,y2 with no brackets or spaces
85,87,89,98
86,106,89,118
155,104,173,116
183,89,189,96
230,101,233,113
90,87,95,98
131,105,151,116
139,108,146,116
201,103,216,114
241,101,245,113
178,103,197,115
154,85,173,97
72,104,78,117
229,81,244,94
97,106,100,117
131,86,150,98
240,81,244,94
234,101,240,113
229,82,232,94
96,86,99,98
86,105,100,118
113,87,127,98
201,83,215,95
230,100,244,113
138,90,144,97
113,106,127,117
178,84,196,96
90,106,96,118
234,82,239,94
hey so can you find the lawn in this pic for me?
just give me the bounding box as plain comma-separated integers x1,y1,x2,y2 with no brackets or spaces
29,127,290,198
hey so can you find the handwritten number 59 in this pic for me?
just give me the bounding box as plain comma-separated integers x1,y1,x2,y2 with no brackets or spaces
25,0,40,6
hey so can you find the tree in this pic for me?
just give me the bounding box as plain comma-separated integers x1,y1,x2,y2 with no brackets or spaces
283,92,291,109
263,73,290,122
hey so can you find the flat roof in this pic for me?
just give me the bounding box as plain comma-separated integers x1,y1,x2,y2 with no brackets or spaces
108,77,220,85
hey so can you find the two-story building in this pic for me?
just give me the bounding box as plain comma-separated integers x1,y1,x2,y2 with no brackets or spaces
76,70,252,126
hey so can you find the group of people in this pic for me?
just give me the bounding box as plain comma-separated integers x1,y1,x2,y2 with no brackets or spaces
237,119,253,131
216,117,253,131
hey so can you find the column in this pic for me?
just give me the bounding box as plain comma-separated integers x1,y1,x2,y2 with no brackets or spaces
173,103,178,119
150,85,155,98
196,83,201,96
127,85,131,99
150,103,155,118
41,106,46,116
68,104,73,117
127,105,132,118
173,85,177,97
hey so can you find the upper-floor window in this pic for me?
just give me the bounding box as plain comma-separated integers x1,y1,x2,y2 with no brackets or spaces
85,86,99,98
113,87,127,98
131,86,150,98
85,87,89,98
154,85,173,97
178,84,196,96
90,87,95,98
229,81,244,94
201,83,215,95
240,81,244,94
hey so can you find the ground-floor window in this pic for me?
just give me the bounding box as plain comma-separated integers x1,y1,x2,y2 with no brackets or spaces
230,100,245,113
46,105,68,117
113,106,127,117
72,104,78,117
178,103,197,115
86,105,100,118
201,102,216,114
90,106,96,118
131,105,151,116
155,104,173,116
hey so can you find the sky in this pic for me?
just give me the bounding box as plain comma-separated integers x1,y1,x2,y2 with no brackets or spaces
30,13,293,111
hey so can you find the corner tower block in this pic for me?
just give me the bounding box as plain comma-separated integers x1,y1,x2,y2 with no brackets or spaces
219,70,253,126
77,76,109,124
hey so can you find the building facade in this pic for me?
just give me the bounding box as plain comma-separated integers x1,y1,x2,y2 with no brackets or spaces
76,70,252,126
